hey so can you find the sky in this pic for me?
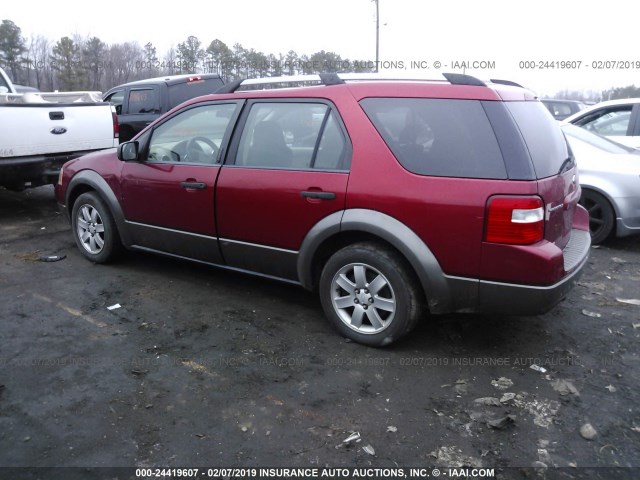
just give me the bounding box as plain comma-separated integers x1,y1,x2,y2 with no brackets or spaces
3,0,638,96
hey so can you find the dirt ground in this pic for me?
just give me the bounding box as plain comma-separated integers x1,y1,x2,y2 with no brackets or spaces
1,186,639,479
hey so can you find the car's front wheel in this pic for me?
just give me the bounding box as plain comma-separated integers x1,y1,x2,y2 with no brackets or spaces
71,192,122,263
319,243,423,347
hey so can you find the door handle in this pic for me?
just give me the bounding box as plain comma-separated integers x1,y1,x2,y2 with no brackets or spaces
180,181,207,190
300,191,336,200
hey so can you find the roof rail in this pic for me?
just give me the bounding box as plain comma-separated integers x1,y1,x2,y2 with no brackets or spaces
441,73,486,87
489,79,524,88
215,78,243,94
215,72,491,93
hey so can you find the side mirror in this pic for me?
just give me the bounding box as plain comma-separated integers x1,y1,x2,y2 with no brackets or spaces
117,141,139,161
0,86,8,94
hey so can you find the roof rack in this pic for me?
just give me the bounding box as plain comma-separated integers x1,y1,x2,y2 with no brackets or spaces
214,72,492,94
489,79,524,88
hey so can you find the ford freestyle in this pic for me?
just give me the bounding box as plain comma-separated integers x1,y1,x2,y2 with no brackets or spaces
56,73,591,346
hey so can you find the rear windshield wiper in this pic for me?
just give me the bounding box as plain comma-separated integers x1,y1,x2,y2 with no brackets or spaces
557,155,575,174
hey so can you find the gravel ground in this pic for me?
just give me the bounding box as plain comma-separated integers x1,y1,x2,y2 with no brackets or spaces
1,186,639,479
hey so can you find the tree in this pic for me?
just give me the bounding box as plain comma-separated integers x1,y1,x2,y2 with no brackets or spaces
142,42,159,77
268,53,283,77
308,50,344,73
0,19,26,83
244,48,268,78
284,50,299,75
350,58,376,73
205,39,232,80
601,85,640,101
176,36,203,73
231,43,247,80
50,36,82,90
82,37,106,90
30,35,53,90
104,42,144,87
164,46,177,75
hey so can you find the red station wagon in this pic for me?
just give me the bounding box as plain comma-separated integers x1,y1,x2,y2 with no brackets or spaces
56,73,591,346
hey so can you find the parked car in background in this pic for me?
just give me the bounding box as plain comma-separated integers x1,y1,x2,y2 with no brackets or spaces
564,98,640,149
541,98,587,120
103,74,225,142
0,67,119,191
562,124,640,243
56,73,590,346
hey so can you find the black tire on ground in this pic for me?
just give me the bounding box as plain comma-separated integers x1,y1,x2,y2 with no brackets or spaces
319,242,424,347
71,192,122,263
579,189,615,244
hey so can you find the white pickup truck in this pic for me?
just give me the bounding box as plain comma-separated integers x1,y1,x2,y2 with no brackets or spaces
0,67,119,190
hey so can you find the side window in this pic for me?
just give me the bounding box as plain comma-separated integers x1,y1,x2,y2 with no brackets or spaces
314,112,347,169
360,98,507,179
105,90,125,115
128,88,159,114
553,102,572,118
147,103,237,164
576,106,632,137
235,103,347,170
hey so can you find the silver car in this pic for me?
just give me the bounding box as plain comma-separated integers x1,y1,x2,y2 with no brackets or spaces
563,98,640,149
562,124,640,243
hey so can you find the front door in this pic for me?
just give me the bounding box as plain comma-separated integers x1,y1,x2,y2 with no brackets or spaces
120,101,242,262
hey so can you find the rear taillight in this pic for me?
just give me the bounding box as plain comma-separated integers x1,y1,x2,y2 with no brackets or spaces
485,196,544,245
112,111,119,139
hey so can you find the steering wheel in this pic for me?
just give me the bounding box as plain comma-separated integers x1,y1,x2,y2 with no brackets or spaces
185,136,219,163
149,145,177,162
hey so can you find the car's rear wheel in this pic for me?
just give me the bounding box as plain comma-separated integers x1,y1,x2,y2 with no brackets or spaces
71,192,122,263
319,242,423,347
579,189,614,244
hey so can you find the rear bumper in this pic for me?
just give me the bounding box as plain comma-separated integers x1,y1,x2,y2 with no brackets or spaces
611,194,640,237
478,228,591,315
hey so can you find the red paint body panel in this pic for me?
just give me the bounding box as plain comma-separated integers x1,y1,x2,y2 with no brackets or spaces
215,168,348,250
120,162,218,236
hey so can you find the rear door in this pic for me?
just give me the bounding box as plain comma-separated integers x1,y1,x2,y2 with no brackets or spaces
215,99,351,280
119,100,242,262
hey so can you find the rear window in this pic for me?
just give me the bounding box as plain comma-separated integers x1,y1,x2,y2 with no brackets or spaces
360,98,507,179
505,102,569,178
169,78,225,108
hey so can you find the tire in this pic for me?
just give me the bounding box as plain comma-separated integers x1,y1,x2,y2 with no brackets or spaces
319,242,424,347
71,192,122,263
579,190,615,245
